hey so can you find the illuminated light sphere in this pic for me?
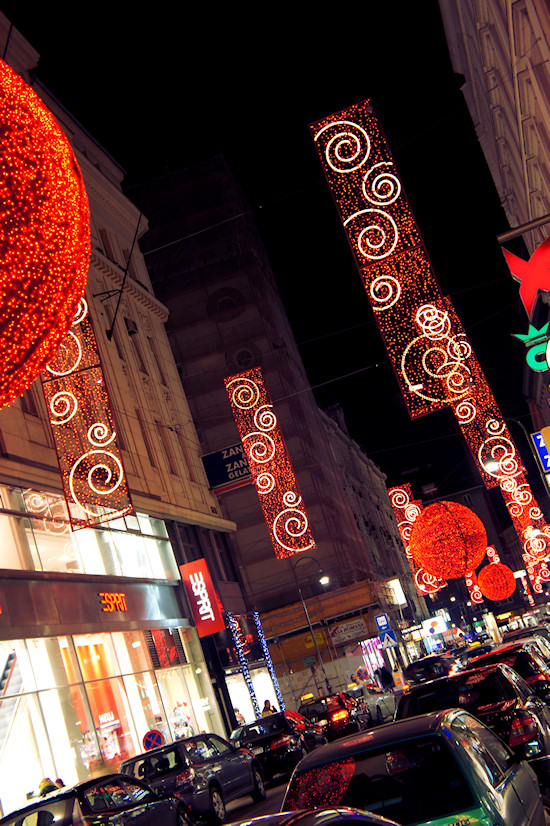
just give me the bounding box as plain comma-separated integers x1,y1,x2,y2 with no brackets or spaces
0,59,90,408
409,501,487,579
478,563,516,601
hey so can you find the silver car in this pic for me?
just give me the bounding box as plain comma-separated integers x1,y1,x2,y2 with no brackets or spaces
349,684,396,723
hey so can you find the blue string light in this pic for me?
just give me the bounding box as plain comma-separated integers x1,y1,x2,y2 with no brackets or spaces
253,611,285,711
227,612,260,717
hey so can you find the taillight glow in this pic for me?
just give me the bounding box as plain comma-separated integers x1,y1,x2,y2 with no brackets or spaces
176,767,195,784
270,735,293,749
509,713,538,747
331,710,349,723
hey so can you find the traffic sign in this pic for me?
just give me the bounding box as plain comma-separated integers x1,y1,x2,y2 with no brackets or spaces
379,629,398,649
375,613,390,632
143,729,164,750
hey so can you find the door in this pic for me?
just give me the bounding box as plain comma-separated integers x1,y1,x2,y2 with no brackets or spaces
207,734,254,798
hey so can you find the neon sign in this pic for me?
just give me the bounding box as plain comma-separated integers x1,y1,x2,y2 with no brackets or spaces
99,592,127,612
180,559,226,637
224,367,315,559
311,100,550,594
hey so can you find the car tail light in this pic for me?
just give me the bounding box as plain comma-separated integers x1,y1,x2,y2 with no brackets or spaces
403,683,410,692
509,713,538,747
176,766,195,783
331,710,349,723
270,735,293,749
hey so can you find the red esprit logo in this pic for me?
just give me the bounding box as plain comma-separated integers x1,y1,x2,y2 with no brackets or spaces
503,237,550,319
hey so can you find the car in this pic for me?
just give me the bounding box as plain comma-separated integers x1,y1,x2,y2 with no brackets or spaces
469,641,550,693
230,808,398,826
229,710,325,780
347,683,397,724
395,663,550,765
512,634,550,664
402,653,462,688
0,773,188,826
120,733,265,823
457,640,495,666
502,625,550,644
282,709,545,826
298,692,371,740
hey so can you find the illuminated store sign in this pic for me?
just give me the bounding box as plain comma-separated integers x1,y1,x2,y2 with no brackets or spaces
224,367,315,559
311,99,550,595
180,559,225,637
99,592,127,612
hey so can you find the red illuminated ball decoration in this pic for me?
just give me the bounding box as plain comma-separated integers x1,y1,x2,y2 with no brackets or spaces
0,59,90,408
409,501,487,579
478,563,516,601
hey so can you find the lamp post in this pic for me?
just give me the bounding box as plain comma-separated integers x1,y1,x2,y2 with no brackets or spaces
290,555,332,695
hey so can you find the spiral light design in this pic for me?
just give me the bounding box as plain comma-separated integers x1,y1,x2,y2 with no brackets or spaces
314,120,371,173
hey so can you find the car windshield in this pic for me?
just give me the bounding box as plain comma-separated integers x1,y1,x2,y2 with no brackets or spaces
285,736,474,825
397,668,515,718
299,698,340,718
473,650,540,678
231,716,287,742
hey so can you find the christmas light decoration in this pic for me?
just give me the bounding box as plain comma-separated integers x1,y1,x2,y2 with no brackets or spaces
464,568,484,605
284,759,355,810
224,367,315,559
478,562,516,601
227,612,260,718
253,611,285,711
389,485,445,595
41,298,133,528
409,501,487,579
0,58,89,407
311,99,550,595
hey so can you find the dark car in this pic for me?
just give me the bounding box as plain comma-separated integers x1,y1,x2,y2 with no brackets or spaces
469,641,550,692
502,625,550,645
229,711,324,780
402,653,461,688
395,663,550,765
231,808,398,826
282,709,545,826
0,774,187,826
298,692,370,740
458,641,495,666
120,733,265,823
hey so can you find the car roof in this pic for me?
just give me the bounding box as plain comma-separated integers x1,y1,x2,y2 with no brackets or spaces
398,663,508,695
231,809,398,826
290,709,455,772
0,775,139,823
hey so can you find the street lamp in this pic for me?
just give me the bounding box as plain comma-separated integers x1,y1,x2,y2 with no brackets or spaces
290,555,332,695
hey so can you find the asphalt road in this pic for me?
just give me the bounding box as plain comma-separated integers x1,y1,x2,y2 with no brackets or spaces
226,777,288,824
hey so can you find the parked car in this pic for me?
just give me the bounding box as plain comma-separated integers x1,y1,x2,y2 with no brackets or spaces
347,683,397,723
402,653,461,688
282,709,545,826
512,634,550,664
298,692,370,740
502,625,550,644
229,710,324,780
457,641,495,666
231,809,398,826
395,663,550,765
469,641,550,693
120,733,265,823
0,774,189,826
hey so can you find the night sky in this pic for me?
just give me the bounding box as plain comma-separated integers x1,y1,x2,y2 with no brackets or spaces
1,4,539,504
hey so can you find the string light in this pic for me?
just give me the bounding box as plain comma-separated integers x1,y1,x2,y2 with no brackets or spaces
227,612,260,718
224,367,315,559
252,611,285,711
0,58,89,407
389,485,446,595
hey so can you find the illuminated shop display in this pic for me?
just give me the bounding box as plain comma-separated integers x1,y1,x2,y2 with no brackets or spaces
389,485,445,595
252,611,285,712
409,501,487,580
41,299,133,529
0,59,90,408
311,100,550,594
224,367,315,559
227,612,261,718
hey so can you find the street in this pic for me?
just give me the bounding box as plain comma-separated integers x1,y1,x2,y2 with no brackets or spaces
226,778,288,824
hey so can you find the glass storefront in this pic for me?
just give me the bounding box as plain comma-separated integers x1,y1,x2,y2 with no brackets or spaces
225,666,280,724
0,628,223,816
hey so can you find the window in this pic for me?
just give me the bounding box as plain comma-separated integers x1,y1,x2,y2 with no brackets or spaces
148,337,167,385
20,387,38,415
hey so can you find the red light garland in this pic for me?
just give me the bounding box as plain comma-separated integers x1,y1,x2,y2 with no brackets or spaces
311,100,550,595
224,367,315,559
0,59,90,407
409,501,487,579
389,485,446,595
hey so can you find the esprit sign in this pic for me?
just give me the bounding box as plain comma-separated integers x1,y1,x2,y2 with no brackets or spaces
180,559,225,637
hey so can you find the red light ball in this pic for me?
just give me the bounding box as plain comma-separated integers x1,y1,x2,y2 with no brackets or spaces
478,563,516,601
0,59,90,408
409,500,487,579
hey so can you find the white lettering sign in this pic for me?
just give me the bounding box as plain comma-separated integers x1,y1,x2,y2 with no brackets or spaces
189,571,216,622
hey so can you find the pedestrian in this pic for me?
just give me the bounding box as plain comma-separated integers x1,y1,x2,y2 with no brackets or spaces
261,699,277,716
55,779,64,789
38,778,58,796
379,665,394,692
234,708,245,725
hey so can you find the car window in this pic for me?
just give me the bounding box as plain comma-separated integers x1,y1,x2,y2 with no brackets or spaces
285,736,473,824
502,665,534,701
83,781,133,811
450,714,507,786
120,779,157,804
208,735,233,755
192,737,218,759
5,800,71,826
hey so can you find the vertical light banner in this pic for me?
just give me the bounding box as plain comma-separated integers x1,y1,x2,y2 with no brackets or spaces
311,100,550,595
389,485,445,595
227,612,260,718
179,559,226,637
252,611,285,711
224,367,315,559
40,298,133,529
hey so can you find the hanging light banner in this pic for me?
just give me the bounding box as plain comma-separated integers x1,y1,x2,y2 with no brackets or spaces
40,298,134,529
180,558,226,637
388,485,445,596
311,99,550,593
224,367,315,559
